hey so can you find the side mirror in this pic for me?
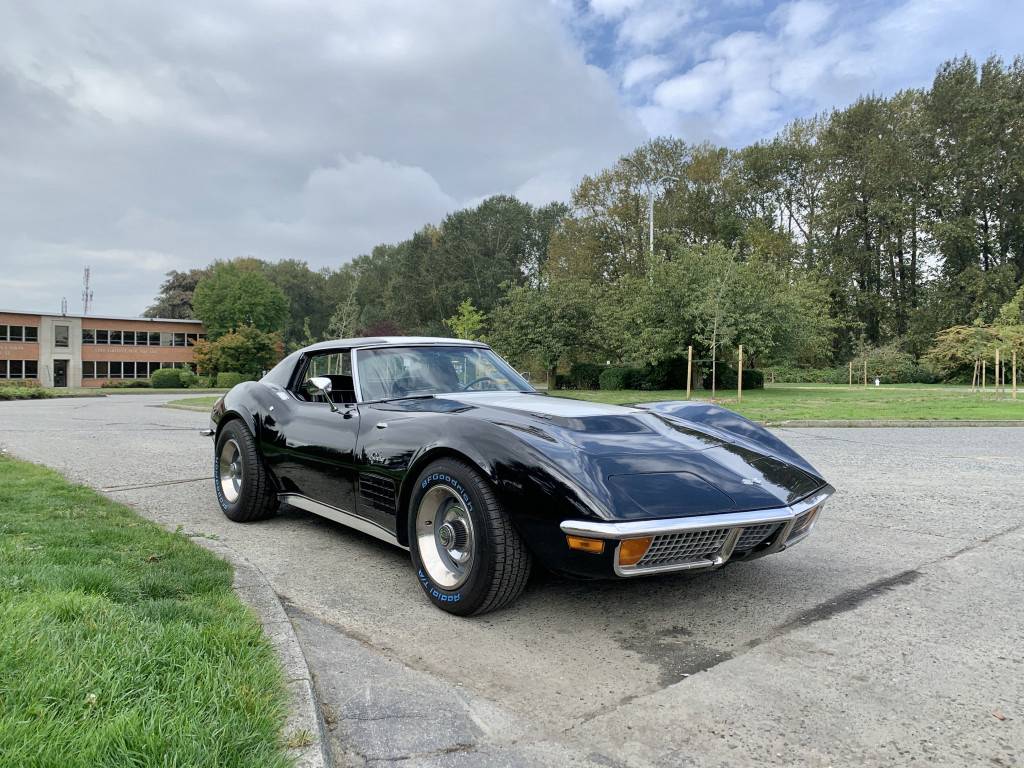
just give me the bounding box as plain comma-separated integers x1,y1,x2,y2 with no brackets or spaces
305,376,338,412
306,376,332,397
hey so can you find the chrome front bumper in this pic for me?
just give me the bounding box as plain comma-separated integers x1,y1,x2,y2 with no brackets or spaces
560,485,835,577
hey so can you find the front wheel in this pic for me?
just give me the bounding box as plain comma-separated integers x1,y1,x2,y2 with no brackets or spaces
409,459,532,616
214,420,279,522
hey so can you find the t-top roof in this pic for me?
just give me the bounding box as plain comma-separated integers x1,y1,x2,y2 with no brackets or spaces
301,336,486,353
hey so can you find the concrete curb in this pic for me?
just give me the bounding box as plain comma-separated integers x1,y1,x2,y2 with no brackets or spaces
195,538,331,768
767,419,1024,428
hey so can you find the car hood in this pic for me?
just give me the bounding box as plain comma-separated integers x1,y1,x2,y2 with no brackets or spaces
429,392,827,519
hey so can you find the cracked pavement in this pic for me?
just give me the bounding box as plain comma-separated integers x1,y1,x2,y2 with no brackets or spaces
1,394,1022,766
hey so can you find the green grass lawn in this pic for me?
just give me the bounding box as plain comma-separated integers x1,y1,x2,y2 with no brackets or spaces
163,383,1024,422
0,456,291,768
551,383,1024,422
165,394,221,411
0,387,227,401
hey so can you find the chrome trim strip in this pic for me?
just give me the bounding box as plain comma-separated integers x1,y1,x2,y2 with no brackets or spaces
561,485,835,577
279,493,407,550
350,347,364,403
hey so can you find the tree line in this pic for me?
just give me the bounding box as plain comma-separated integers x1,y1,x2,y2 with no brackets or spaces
146,55,1024,383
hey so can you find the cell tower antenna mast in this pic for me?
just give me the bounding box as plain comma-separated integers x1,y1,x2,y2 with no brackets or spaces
82,266,94,315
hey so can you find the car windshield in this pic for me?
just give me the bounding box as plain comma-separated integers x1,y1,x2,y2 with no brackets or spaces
356,346,532,401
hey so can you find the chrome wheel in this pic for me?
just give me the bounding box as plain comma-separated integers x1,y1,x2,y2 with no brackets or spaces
218,438,243,504
415,485,476,589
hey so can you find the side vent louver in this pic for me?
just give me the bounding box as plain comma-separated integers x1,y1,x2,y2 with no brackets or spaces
359,473,397,515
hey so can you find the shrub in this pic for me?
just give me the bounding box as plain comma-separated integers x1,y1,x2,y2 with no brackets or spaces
179,369,198,388
0,386,52,401
565,363,603,390
640,356,689,390
190,376,214,389
701,366,765,390
101,380,152,389
216,371,247,389
599,366,645,390
150,368,185,389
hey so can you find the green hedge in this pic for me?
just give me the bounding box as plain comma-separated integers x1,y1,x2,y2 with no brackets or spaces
216,371,247,388
770,348,938,384
100,380,152,389
599,366,643,390
701,366,765,390
563,363,603,390
150,368,186,388
0,386,52,401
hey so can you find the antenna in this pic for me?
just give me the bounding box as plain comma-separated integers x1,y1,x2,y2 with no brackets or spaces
61,297,68,316
82,266,94,315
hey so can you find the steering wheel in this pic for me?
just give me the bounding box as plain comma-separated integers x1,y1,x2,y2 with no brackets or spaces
461,376,495,391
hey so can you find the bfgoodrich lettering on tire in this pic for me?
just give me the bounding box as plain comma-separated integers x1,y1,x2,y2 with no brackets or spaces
214,419,279,523
409,458,532,615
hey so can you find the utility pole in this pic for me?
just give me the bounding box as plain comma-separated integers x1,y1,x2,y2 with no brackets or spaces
82,266,94,315
622,157,676,261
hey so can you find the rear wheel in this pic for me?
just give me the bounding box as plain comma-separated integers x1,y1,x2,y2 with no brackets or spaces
409,459,532,615
214,420,279,522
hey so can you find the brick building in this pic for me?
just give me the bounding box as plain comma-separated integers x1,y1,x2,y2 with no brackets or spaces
0,309,205,388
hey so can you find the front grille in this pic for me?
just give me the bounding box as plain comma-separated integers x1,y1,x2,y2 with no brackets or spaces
359,473,397,514
735,523,780,551
637,528,730,567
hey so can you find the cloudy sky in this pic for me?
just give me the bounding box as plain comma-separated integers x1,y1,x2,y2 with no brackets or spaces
2,0,1022,316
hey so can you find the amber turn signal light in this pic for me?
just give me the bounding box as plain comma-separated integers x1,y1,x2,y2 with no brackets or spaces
617,537,653,566
566,535,605,554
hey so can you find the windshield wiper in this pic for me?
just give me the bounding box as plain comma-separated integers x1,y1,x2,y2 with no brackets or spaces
374,394,436,404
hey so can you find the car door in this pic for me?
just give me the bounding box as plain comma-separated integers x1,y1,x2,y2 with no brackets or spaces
272,349,361,514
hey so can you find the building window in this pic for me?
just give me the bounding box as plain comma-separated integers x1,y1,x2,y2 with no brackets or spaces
0,325,6,341
109,330,122,345
96,361,108,378
24,326,38,342
110,361,122,378
123,331,135,346
54,325,69,348
9,326,23,342
96,329,109,344
123,362,135,378
149,331,160,346
0,360,6,377
82,329,95,344
25,360,38,378
10,360,23,378
83,361,95,378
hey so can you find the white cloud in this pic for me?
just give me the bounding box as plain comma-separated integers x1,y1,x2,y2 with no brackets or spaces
0,0,643,315
589,0,642,18
628,0,1024,145
653,60,727,113
622,54,673,88
771,0,834,40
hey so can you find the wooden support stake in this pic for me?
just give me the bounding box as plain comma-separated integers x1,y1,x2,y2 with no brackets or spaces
686,345,692,400
996,349,1001,393
737,345,744,402
863,358,868,387
982,359,986,390
1014,350,1018,400
849,361,853,387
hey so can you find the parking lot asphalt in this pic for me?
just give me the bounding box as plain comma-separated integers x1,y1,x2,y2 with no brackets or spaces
2,394,1022,767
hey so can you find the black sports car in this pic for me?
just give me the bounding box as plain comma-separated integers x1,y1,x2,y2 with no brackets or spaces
206,337,834,615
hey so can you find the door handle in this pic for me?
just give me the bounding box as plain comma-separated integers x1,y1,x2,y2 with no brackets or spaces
376,422,388,429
